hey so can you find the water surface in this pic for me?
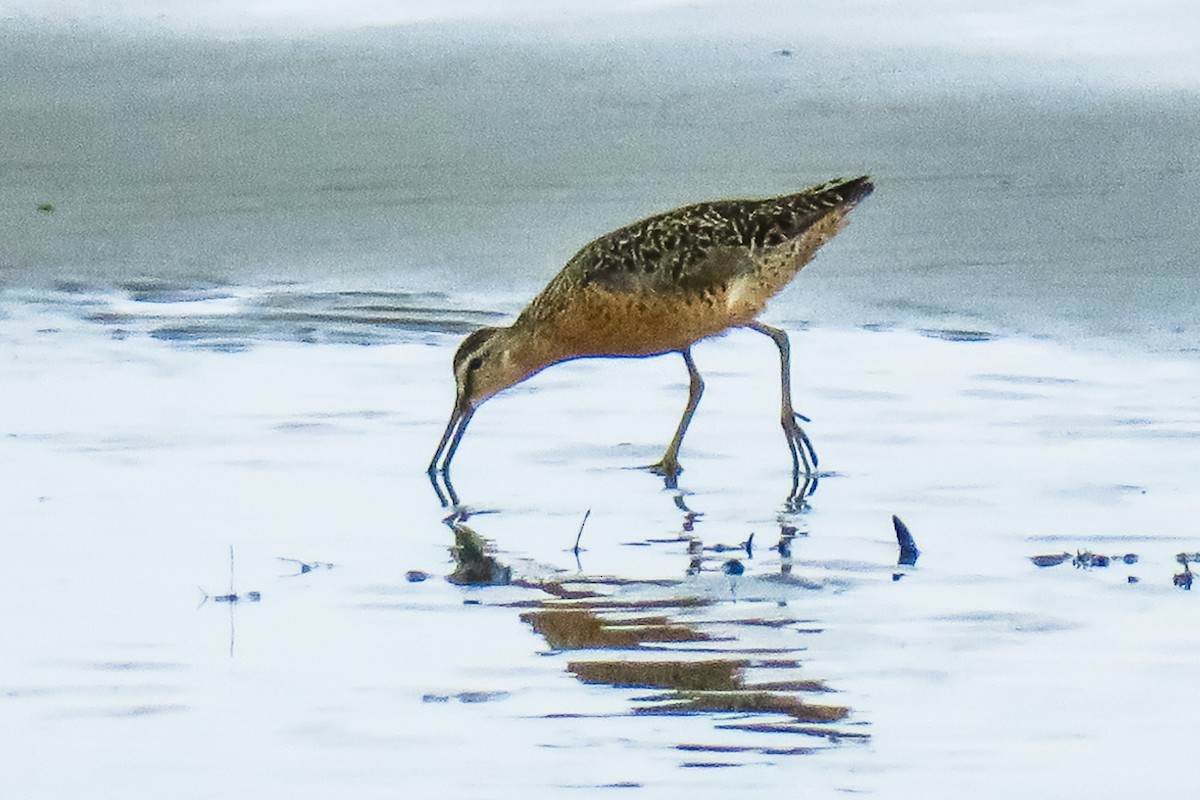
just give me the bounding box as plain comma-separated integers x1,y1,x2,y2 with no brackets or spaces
3,4,1200,796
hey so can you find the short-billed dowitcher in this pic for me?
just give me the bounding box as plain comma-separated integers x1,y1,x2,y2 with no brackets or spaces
429,175,873,495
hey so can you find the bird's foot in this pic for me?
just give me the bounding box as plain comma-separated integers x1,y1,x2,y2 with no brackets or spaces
441,504,472,525
785,471,819,511
783,411,819,471
646,458,682,489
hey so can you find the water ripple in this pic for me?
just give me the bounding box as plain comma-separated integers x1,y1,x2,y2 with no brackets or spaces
7,284,509,349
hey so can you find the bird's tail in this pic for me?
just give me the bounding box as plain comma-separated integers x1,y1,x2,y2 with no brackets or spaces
808,175,875,208
750,175,874,246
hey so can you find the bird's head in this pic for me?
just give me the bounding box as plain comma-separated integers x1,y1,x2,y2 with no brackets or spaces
429,323,554,482
451,325,527,411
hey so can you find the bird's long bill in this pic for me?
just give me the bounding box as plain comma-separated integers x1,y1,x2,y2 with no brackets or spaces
428,401,475,476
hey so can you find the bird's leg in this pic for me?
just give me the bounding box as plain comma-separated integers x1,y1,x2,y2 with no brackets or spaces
747,322,818,484
428,471,449,507
648,348,704,489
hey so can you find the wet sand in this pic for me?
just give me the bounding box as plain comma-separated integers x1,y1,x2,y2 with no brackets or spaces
3,291,1199,797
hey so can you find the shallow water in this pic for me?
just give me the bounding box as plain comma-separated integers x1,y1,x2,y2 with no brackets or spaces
3,288,1199,797
4,4,1200,796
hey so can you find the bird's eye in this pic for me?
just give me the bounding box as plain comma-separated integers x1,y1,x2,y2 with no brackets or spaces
467,356,484,371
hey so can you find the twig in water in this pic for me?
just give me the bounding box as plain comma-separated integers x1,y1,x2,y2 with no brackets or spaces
197,546,262,604
278,556,335,576
573,509,592,556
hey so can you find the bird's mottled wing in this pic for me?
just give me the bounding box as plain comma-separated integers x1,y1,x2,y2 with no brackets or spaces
521,176,873,326
566,204,753,295
569,176,873,296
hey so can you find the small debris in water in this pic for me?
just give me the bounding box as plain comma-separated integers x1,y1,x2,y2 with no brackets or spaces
405,570,432,583
707,532,754,557
1031,553,1072,567
198,546,261,605
893,516,920,566
1020,544,1200,586
1074,551,1115,568
210,591,261,604
919,327,995,343
455,691,510,703
278,557,334,576
423,691,510,704
1031,550,1144,570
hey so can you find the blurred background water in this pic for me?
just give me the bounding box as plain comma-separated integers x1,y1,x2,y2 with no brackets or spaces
2,0,1198,351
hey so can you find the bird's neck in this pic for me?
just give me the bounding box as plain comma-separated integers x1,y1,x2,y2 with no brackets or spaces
497,319,569,384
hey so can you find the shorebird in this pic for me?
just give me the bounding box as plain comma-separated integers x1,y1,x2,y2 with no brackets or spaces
429,175,874,497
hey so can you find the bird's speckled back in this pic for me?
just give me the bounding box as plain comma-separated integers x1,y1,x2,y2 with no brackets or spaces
513,176,873,362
